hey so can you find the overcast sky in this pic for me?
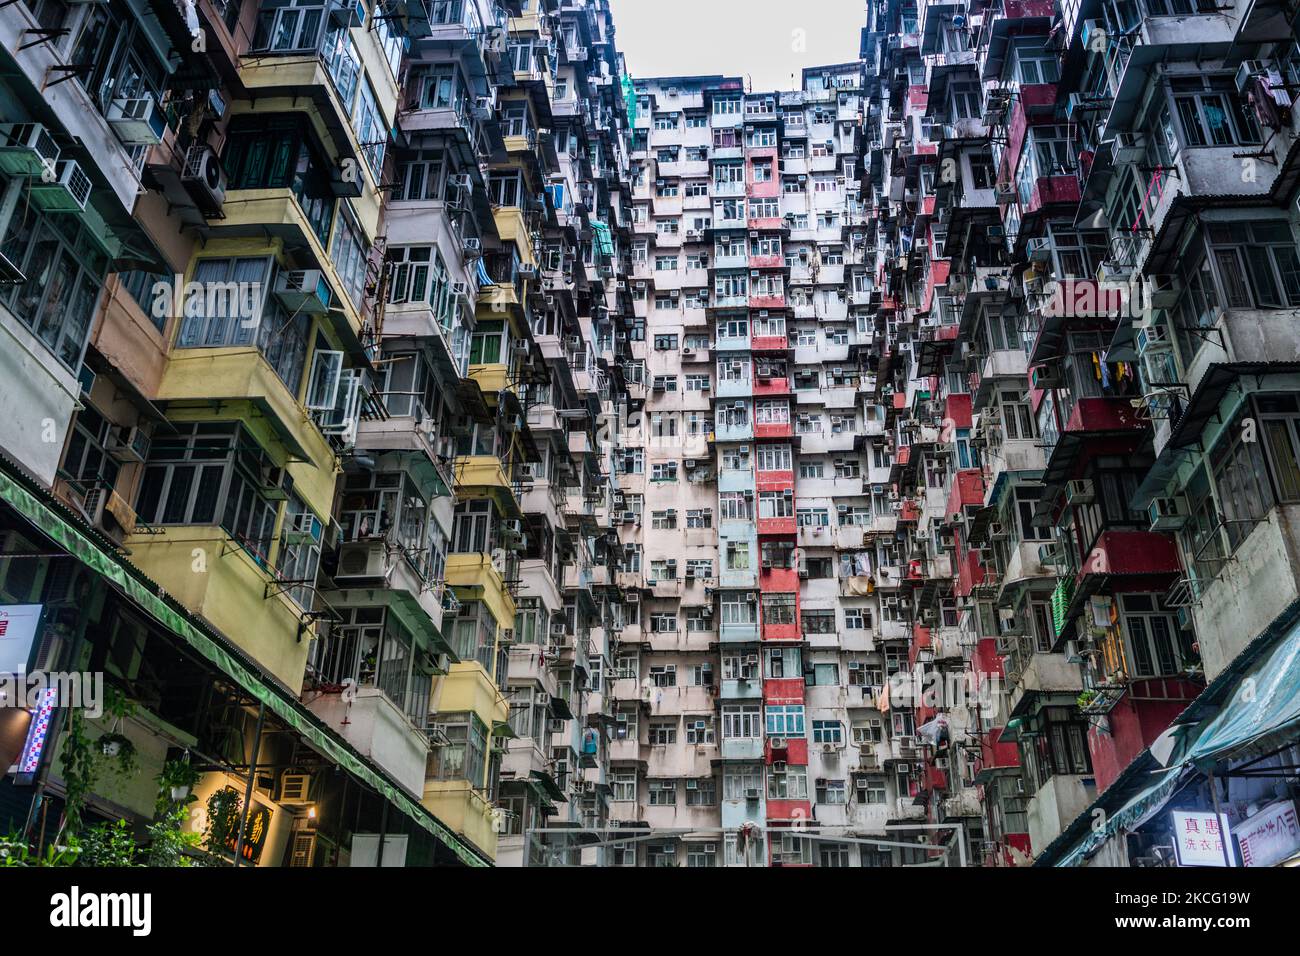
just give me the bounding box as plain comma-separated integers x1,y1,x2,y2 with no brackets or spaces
607,0,865,93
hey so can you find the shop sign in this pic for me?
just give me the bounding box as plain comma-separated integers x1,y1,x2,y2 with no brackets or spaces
1171,810,1235,866
1235,799,1300,868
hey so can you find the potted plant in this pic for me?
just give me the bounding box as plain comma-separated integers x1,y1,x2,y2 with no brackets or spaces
96,732,137,774
1077,689,1099,710
159,758,202,804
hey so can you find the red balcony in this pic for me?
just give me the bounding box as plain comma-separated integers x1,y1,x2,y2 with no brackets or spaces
945,393,972,429
972,637,1006,683
752,374,791,397
765,736,808,764
749,293,786,309
899,500,921,522
747,216,785,231
761,617,800,642
955,547,988,597
1023,174,1081,215
754,420,794,440
756,515,797,536
750,335,790,354
748,253,784,269
909,624,932,667
1065,397,1146,436
1076,530,1180,580
763,677,806,705
1088,677,1203,793
980,726,1020,771
760,566,799,591
945,469,985,516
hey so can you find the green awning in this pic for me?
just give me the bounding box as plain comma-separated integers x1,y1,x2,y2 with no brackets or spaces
1181,615,1300,769
1057,766,1186,867
529,769,568,803
0,466,488,867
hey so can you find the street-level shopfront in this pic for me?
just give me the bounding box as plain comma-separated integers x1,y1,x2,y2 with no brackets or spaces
1039,598,1300,867
0,458,488,867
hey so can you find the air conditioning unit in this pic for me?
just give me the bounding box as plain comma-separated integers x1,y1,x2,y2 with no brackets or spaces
329,0,365,28
182,144,227,210
1029,365,1062,390
1148,494,1190,532
107,95,167,145
1026,237,1052,262
1080,19,1105,52
284,511,323,546
336,540,390,581
463,237,482,258
1113,132,1147,165
744,788,761,801
1066,479,1096,505
769,737,787,750
108,425,152,463
275,269,332,314
0,123,59,177
993,182,1017,202
450,173,473,193
31,159,91,212
280,772,312,805
1136,323,1170,354
1145,274,1180,310
258,466,292,502
1236,60,1269,95
287,831,318,867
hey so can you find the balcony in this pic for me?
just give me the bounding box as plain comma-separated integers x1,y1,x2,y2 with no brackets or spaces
127,525,308,689
1026,772,1096,857
1007,653,1084,716
305,687,430,796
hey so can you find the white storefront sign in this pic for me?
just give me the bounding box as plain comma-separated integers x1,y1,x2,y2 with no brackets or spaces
0,603,43,675
1235,799,1300,868
1171,810,1235,866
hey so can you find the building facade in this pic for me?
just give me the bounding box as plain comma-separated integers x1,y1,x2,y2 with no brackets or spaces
0,0,634,867
3,0,1300,870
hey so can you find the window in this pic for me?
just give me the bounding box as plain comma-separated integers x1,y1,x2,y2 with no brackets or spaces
1172,76,1258,147
812,720,843,744
816,780,848,805
765,705,805,737
767,763,808,799
685,719,715,745
722,704,761,738
648,779,677,805
136,423,280,564
612,771,637,802
429,711,489,787
649,720,677,746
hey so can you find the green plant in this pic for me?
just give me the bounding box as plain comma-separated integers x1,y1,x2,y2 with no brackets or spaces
78,819,139,867
96,687,139,776
58,708,97,838
1077,689,1098,710
146,805,202,868
0,830,81,867
203,786,243,864
95,732,138,775
157,758,202,813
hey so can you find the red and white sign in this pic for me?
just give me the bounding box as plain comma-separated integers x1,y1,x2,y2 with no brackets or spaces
1171,810,1236,867
0,604,43,675
1235,799,1300,868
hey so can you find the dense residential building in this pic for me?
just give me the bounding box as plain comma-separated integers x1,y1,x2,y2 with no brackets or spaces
0,0,633,868
1,0,1299,872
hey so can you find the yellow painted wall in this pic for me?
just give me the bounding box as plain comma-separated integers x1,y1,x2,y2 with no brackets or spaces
423,782,499,860
126,526,311,690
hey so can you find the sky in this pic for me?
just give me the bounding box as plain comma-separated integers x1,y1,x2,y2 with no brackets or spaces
606,0,865,93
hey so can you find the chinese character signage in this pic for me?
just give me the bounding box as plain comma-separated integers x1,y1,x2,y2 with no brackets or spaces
1234,799,1300,868
0,604,43,675
1171,810,1235,867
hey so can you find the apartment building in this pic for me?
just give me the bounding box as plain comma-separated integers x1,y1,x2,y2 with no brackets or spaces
858,0,1300,868
0,0,633,868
